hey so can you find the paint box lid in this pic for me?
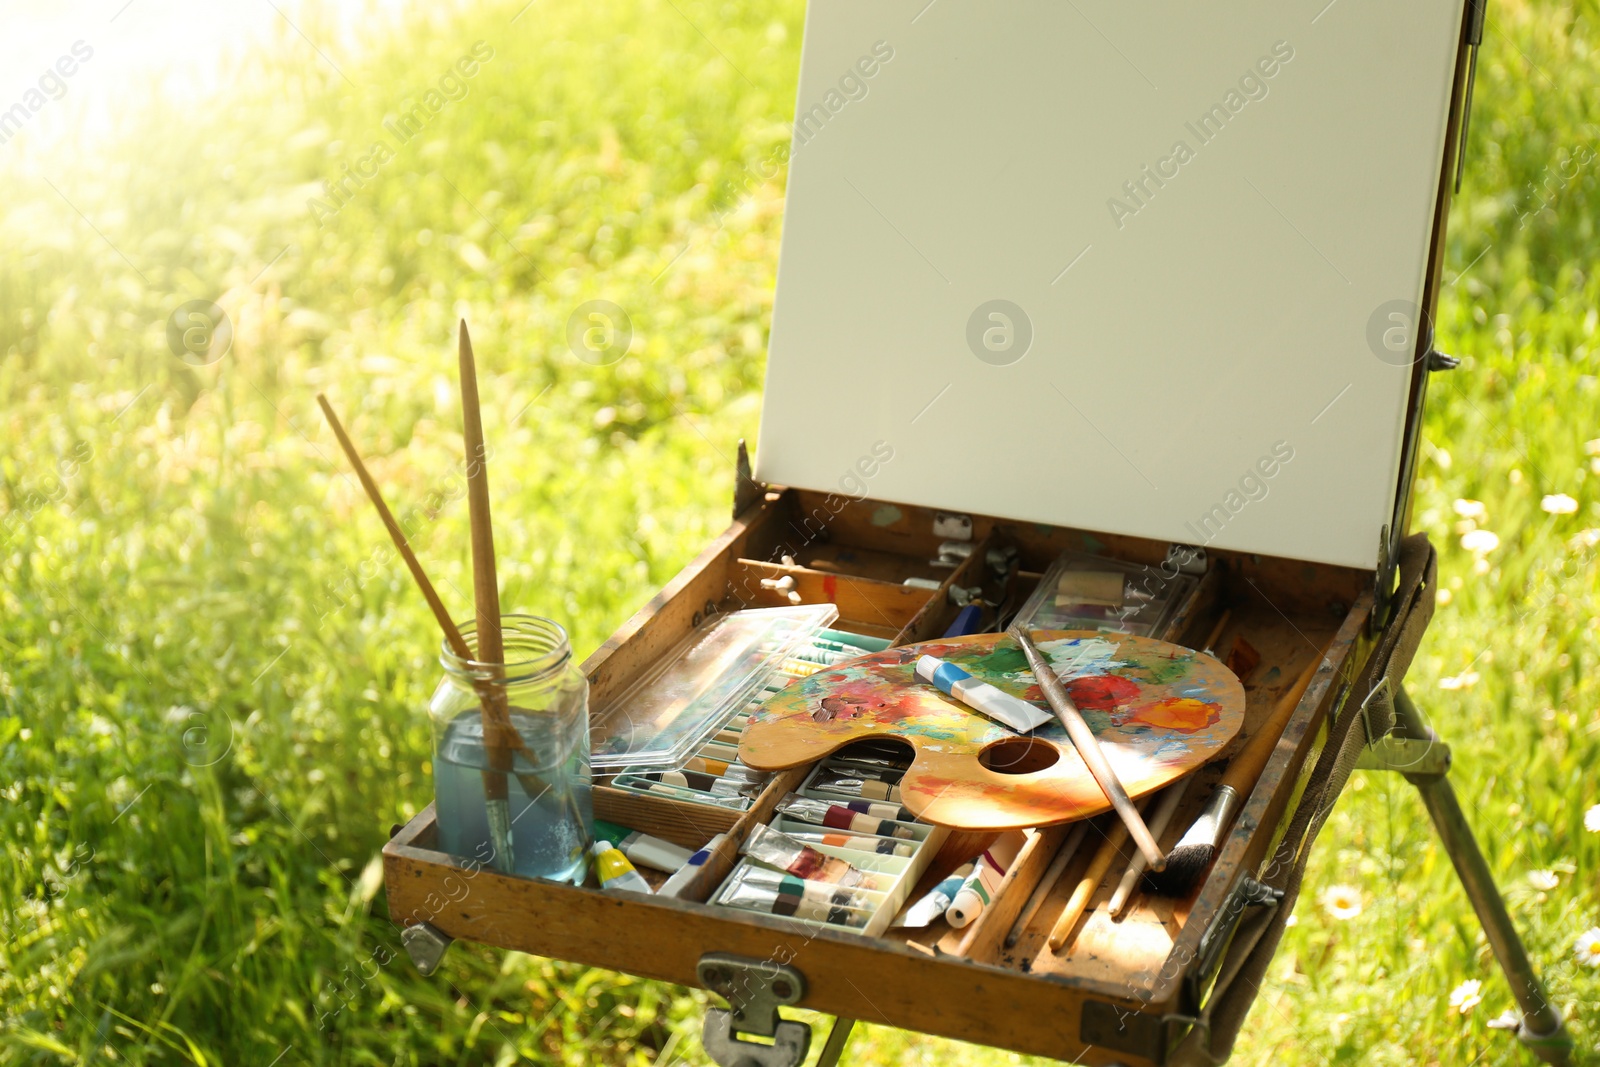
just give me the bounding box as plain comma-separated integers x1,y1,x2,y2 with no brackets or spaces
755,1,1466,570
589,604,838,770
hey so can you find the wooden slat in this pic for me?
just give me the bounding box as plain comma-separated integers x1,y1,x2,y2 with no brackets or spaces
384,811,1158,1066
728,558,933,632
592,785,740,851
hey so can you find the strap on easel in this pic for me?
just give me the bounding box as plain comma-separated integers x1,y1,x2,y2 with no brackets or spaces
1167,534,1436,1066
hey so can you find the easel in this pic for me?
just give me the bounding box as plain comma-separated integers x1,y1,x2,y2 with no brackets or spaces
689,680,1573,1067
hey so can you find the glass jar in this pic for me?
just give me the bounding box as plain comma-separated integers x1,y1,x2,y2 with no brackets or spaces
429,615,593,883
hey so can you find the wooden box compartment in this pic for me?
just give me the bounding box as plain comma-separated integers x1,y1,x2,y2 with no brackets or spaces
384,487,1377,1065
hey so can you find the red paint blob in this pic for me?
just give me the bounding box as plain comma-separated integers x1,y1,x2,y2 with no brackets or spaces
1066,674,1141,710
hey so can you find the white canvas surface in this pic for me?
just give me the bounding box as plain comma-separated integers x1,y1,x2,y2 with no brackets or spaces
755,0,1465,569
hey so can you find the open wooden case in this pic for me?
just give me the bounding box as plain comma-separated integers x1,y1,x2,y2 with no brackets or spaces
383,1,1523,1063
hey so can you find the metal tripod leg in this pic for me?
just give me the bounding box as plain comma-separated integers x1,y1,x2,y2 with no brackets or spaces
815,1018,856,1067
1392,687,1573,1067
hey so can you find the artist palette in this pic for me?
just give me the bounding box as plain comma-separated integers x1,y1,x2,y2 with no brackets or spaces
739,632,1245,832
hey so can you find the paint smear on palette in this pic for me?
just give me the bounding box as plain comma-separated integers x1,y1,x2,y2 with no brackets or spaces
1066,674,1141,710
1128,697,1220,733
1039,636,1120,679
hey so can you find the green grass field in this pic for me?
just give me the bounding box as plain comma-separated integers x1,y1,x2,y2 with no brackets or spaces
2,0,1598,1063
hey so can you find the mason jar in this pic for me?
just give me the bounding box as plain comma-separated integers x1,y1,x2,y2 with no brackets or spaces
429,615,593,883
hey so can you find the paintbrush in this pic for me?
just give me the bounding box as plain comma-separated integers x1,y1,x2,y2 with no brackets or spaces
316,394,554,820
1144,647,1325,897
1047,799,1149,953
1003,818,1090,949
1107,780,1189,918
457,320,516,869
1199,609,1232,655
1009,627,1166,871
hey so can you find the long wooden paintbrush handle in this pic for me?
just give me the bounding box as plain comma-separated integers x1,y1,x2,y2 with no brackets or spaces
316,394,473,661
1047,813,1135,953
1012,628,1166,871
457,322,504,672
457,322,515,818
1216,649,1324,795
318,392,547,799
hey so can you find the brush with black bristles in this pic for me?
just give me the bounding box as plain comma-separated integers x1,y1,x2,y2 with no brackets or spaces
1144,648,1325,896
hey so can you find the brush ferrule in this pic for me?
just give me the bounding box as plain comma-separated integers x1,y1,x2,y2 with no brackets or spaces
1177,784,1240,850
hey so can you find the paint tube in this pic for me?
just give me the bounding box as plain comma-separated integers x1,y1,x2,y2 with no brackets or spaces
833,797,912,821
593,820,694,873
718,864,874,928
784,830,915,858
808,765,902,803
914,654,1053,733
945,833,1026,928
740,824,883,891
657,833,726,899
592,841,652,894
893,863,973,928
777,796,917,840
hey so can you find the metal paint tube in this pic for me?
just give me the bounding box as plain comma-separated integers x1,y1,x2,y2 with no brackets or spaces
718,864,874,928
785,830,915,858
740,824,884,891
657,833,727,899
893,863,973,928
777,796,918,840
914,654,1053,732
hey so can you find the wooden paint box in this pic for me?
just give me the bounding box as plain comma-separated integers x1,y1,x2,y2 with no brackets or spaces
385,0,1485,1062
386,486,1419,1064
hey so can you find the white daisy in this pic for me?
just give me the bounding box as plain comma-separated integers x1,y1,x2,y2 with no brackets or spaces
1453,498,1488,520
1448,979,1483,1014
1461,529,1500,553
1541,493,1579,515
1585,804,1600,833
1487,1008,1522,1031
1575,927,1600,967
1528,870,1559,891
1321,884,1362,921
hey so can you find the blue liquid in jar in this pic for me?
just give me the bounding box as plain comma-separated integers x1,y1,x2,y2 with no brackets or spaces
433,710,593,883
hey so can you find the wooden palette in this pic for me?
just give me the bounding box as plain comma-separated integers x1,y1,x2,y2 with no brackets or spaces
739,631,1246,831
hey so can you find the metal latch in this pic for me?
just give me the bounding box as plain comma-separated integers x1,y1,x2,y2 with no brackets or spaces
1186,875,1284,1011
698,953,812,1067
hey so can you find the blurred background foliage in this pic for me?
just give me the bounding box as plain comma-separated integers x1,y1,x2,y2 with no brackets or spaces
1,0,1598,1063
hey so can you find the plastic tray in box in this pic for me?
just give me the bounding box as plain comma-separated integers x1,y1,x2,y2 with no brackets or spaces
711,827,946,937
588,604,837,770
1011,549,1195,637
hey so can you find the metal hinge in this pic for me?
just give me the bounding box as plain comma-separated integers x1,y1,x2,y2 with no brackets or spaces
400,923,453,977
1166,543,1207,576
1357,678,1452,778
698,953,812,1067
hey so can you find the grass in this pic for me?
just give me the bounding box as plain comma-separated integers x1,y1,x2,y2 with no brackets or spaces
1,0,1597,1063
